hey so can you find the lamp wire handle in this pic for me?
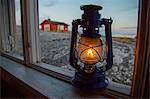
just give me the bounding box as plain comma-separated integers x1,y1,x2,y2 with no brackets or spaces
69,19,81,70
100,18,113,72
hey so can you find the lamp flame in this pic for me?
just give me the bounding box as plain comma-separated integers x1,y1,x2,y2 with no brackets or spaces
87,49,94,57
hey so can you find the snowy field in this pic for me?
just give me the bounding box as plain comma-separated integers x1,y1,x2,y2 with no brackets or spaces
40,31,136,86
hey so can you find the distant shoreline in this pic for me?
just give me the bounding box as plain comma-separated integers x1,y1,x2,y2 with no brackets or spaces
16,25,136,38
112,34,136,38
113,36,136,44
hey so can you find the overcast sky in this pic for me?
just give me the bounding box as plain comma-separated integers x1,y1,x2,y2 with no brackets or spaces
16,0,139,35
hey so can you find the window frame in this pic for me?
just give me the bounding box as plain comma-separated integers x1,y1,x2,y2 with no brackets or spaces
0,0,149,98
0,0,13,53
20,0,40,64
0,0,24,60
131,0,149,97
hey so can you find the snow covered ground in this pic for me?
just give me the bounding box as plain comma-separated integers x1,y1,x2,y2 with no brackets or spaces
40,31,136,86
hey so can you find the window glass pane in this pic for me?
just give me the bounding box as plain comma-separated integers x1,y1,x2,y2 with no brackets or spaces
0,0,23,59
38,0,138,87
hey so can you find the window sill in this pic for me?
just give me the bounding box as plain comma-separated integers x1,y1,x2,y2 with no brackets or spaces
0,56,131,98
0,56,105,98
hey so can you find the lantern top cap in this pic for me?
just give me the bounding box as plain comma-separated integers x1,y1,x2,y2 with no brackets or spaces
80,5,102,11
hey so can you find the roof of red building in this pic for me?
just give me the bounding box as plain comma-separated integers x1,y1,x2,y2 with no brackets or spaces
40,19,69,26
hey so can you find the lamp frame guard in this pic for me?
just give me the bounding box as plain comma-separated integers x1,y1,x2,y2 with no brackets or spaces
69,5,113,90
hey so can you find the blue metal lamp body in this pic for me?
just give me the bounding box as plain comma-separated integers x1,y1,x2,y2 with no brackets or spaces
69,5,113,90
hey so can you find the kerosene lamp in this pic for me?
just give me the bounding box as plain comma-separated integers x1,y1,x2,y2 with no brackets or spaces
69,5,113,90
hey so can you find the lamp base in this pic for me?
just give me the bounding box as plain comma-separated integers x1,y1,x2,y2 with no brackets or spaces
72,68,108,90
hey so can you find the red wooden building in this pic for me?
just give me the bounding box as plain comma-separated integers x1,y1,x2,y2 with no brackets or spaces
40,18,69,32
